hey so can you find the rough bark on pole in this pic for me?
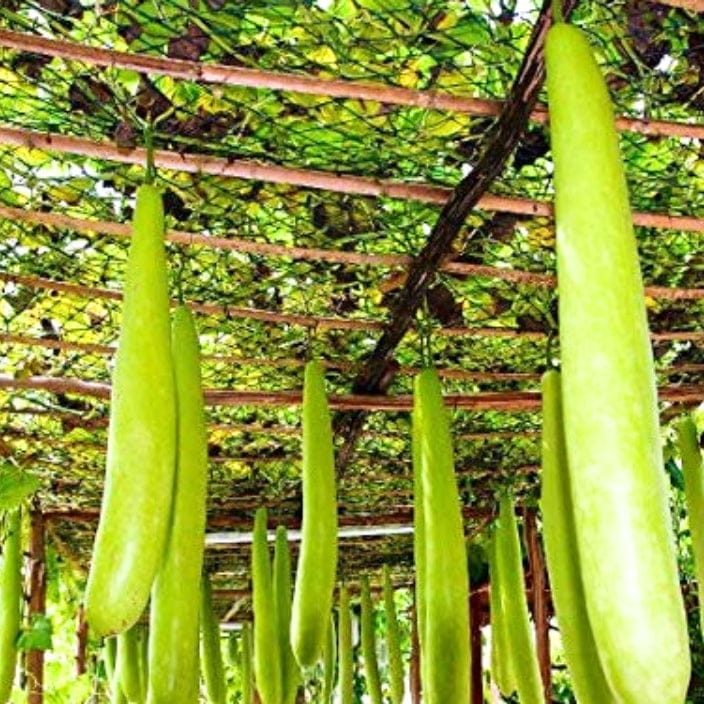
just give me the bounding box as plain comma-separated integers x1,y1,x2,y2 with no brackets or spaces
75,605,87,676
410,602,421,703
27,506,46,704
524,508,551,702
470,591,484,704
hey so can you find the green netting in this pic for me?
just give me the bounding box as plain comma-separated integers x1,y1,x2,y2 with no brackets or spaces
0,0,702,593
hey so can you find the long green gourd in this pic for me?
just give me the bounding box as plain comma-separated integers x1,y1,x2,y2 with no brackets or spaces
382,565,404,704
148,305,207,704
495,496,542,704
105,637,127,704
360,576,382,704
252,508,281,704
116,624,145,703
678,416,704,637
487,534,514,697
199,575,227,704
546,19,689,703
338,586,353,704
137,626,149,704
540,370,615,703
273,525,299,704
410,423,427,693
291,360,338,667
85,183,176,637
413,368,470,703
240,622,254,704
0,509,21,703
321,614,336,704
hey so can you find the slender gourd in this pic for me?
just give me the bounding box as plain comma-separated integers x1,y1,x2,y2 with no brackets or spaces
117,624,146,703
273,525,300,704
321,614,336,704
495,496,542,704
0,509,21,703
148,305,207,704
338,586,353,704
199,575,227,704
85,183,176,637
413,368,470,703
252,508,281,704
487,535,515,697
105,637,127,704
240,622,254,704
382,565,404,704
137,626,148,704
291,360,338,667
411,424,427,691
360,576,382,704
226,632,238,668
678,416,704,637
540,370,615,703
546,21,689,703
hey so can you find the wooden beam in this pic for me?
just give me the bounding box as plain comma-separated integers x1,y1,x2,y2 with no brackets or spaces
524,509,551,702
2,373,703,413
0,29,701,140
26,506,46,704
470,591,484,704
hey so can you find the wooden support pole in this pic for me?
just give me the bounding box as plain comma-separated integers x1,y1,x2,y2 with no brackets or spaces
470,591,484,704
26,507,46,704
524,509,551,702
410,601,421,703
75,605,87,676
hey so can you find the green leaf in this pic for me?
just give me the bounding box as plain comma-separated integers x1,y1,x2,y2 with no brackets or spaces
17,614,53,652
0,463,40,511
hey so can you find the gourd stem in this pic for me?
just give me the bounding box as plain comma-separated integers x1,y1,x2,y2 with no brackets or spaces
144,123,156,185
552,0,564,24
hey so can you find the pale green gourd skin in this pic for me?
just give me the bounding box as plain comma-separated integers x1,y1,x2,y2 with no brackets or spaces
117,624,146,703
321,613,336,704
0,509,20,704
240,622,254,704
148,305,207,704
382,564,404,704
413,368,470,704
85,184,176,638
678,416,704,638
105,637,127,704
252,508,281,704
411,425,427,692
546,23,689,704
337,587,353,704
539,371,616,704
487,535,515,697
495,497,542,704
291,360,338,667
360,576,383,704
199,575,227,704
273,525,300,704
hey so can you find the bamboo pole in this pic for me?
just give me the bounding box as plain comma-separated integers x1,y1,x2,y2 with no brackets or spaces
524,509,551,702
470,591,484,704
26,506,46,704
0,126,703,233
0,30,702,140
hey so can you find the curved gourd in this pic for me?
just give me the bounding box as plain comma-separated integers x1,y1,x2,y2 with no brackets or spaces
85,183,176,637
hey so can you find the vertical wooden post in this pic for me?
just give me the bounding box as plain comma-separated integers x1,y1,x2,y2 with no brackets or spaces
524,508,551,702
75,605,87,676
470,591,483,704
409,600,421,703
27,506,46,704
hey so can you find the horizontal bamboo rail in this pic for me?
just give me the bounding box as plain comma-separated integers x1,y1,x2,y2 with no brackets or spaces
0,29,702,140
0,126,703,233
